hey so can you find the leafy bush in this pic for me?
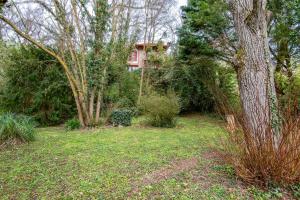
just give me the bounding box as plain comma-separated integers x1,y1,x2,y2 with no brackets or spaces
276,71,300,115
0,45,75,126
149,57,239,114
104,63,139,109
141,93,180,127
114,97,140,117
128,107,140,117
0,113,36,146
116,97,135,108
110,109,132,127
65,118,81,131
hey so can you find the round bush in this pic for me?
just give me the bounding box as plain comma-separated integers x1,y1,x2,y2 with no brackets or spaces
141,93,180,128
111,109,133,127
0,113,36,146
65,118,81,131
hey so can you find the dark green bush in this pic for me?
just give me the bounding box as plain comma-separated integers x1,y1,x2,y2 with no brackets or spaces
144,58,240,115
110,109,132,126
0,45,75,126
104,63,139,109
65,118,81,131
141,92,180,128
0,113,36,146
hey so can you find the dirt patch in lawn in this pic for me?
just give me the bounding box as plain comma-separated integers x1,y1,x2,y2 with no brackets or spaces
191,149,237,188
202,149,225,161
142,157,198,185
129,157,198,196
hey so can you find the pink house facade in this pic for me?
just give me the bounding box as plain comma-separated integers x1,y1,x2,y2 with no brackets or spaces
127,43,169,71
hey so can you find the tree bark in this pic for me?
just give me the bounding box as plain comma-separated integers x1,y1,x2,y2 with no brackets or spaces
230,0,280,138
137,6,148,104
89,88,96,121
95,90,102,124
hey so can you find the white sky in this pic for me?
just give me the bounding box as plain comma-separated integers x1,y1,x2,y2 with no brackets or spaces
177,0,187,8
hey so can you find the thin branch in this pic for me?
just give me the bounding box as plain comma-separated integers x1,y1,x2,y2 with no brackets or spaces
0,14,77,87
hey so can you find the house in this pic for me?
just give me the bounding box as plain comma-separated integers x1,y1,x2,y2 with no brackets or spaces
127,42,169,71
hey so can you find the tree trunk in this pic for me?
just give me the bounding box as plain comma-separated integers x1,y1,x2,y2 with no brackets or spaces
138,64,145,104
75,97,85,127
95,90,102,124
95,65,107,124
89,88,96,121
67,76,85,127
78,91,90,125
230,0,280,138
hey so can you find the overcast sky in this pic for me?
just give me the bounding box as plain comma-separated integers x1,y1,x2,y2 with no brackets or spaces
178,0,187,8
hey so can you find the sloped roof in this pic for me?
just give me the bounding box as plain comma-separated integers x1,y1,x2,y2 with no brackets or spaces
135,42,169,49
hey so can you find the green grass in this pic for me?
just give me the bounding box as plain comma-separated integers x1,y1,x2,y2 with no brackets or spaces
0,115,285,199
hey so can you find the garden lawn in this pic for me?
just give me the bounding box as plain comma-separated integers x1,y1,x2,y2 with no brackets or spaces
0,115,285,199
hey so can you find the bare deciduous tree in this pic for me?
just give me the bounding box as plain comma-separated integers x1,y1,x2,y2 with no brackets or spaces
0,0,138,127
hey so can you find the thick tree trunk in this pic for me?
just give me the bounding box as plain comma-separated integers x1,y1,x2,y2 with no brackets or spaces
66,75,85,127
78,92,90,125
75,98,85,127
231,0,279,137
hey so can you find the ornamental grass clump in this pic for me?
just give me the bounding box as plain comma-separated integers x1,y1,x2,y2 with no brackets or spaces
141,92,180,128
0,113,36,147
224,108,300,187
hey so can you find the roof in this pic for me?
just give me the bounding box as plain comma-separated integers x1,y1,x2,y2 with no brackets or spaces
134,42,170,49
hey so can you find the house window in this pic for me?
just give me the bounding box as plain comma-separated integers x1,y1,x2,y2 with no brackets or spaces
130,50,138,62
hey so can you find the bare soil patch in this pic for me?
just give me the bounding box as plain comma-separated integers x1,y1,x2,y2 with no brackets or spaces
129,157,198,196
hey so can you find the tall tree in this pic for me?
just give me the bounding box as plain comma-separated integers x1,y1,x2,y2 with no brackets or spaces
181,0,294,137
0,0,137,127
229,0,279,137
269,0,300,72
269,0,300,94
181,0,237,67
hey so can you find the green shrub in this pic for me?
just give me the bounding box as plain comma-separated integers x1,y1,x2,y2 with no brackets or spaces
110,109,132,127
128,107,140,117
65,118,81,131
0,113,36,146
116,97,135,108
141,93,180,128
0,45,75,126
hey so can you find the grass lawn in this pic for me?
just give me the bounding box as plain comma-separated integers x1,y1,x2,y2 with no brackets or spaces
0,115,290,199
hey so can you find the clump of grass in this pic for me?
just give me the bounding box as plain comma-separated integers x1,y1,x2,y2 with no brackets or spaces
0,113,36,148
